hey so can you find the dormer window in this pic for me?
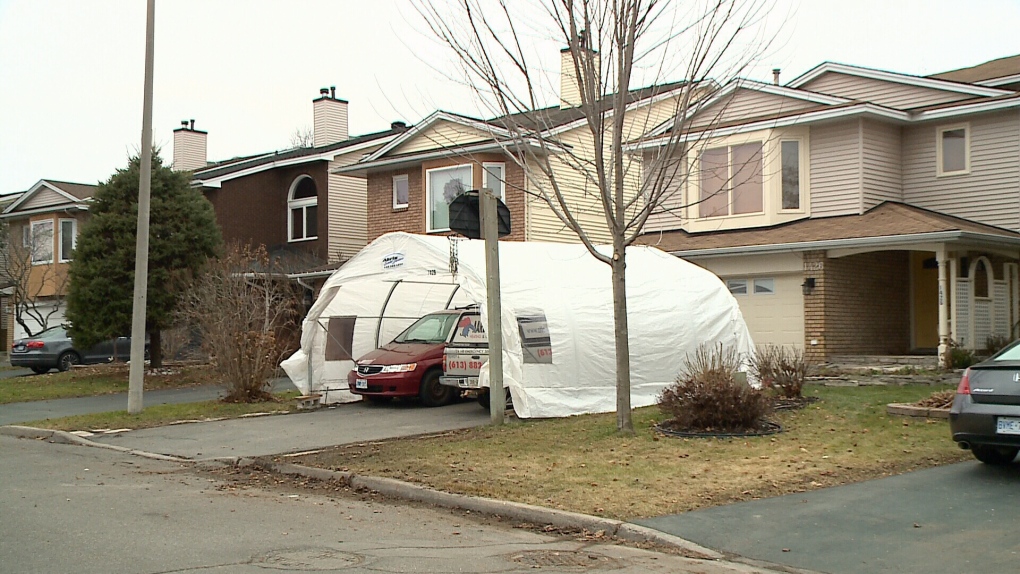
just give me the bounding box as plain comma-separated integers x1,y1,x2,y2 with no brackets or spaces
288,175,318,242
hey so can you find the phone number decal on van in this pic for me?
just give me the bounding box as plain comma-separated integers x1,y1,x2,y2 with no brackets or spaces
447,360,485,371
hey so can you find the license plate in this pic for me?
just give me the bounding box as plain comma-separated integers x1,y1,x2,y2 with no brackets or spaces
462,377,480,388
355,379,368,390
996,417,1020,435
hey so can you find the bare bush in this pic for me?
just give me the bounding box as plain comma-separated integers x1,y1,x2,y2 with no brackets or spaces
747,344,807,398
177,244,301,402
658,344,768,432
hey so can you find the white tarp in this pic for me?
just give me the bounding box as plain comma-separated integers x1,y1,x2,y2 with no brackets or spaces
282,232,754,418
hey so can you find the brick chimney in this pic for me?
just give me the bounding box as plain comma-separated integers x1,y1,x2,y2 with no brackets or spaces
313,86,349,147
560,30,600,109
172,119,207,171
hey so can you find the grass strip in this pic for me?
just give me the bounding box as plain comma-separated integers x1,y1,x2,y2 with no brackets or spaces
0,364,218,404
287,384,966,520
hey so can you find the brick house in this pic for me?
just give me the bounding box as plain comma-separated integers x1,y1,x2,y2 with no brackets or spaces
0,180,96,348
173,89,407,285
635,55,1020,364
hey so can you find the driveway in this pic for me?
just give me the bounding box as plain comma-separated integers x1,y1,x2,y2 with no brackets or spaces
636,460,1020,574
88,399,491,459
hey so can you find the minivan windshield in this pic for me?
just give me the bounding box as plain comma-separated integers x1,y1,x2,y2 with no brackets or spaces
393,313,459,344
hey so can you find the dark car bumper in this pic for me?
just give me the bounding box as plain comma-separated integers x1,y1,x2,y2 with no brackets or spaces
950,394,1020,448
10,354,57,368
347,370,421,397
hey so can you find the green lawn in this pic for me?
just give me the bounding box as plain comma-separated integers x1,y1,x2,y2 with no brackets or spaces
0,363,217,404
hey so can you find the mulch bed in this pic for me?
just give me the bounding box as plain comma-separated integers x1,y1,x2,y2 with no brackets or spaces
654,419,782,439
771,395,820,411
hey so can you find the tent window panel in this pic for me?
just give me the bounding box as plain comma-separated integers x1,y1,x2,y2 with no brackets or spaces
325,316,357,361
517,311,552,364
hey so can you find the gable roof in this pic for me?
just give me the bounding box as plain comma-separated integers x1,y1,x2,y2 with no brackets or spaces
191,128,402,187
788,62,1011,98
637,202,1020,256
2,179,96,217
930,54,1020,85
645,78,851,138
360,80,692,165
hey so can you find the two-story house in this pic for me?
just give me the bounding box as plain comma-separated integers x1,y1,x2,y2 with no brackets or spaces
337,45,689,245
172,88,407,287
635,55,1020,365
0,180,95,348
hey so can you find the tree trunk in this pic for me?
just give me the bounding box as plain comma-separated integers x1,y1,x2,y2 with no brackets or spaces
149,329,162,368
612,248,633,434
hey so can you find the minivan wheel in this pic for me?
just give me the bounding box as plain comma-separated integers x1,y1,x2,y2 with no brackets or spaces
57,351,81,372
418,369,454,407
478,388,512,412
971,445,1019,465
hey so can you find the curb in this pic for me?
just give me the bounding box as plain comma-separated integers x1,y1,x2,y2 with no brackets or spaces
0,424,191,463
3,425,723,560
252,459,723,560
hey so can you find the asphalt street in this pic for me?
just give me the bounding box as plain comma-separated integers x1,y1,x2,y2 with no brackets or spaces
636,460,1020,574
1,435,777,574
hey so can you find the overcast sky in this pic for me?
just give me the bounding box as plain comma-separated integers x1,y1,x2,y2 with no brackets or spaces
1,0,1018,194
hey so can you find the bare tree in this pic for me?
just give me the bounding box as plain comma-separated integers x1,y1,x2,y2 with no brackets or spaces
417,0,771,432
0,221,70,337
176,244,302,402
290,126,315,148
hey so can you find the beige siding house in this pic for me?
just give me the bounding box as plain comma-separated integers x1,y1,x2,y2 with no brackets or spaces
338,51,693,247
0,180,95,349
636,57,1020,365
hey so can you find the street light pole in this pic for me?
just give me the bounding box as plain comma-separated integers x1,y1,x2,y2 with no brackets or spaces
128,0,155,414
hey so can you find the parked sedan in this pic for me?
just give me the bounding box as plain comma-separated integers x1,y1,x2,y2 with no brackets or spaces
11,327,142,374
950,341,1020,465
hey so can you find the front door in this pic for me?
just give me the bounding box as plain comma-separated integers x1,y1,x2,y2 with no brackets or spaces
911,252,938,350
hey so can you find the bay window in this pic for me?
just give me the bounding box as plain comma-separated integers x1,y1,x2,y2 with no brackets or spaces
426,164,472,232
59,219,76,262
698,142,763,218
29,220,54,265
781,140,801,210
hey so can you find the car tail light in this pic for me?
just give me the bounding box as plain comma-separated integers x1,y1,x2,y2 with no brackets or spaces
25,341,45,349
956,368,971,395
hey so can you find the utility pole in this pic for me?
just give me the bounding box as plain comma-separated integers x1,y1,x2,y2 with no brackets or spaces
480,188,505,424
128,0,155,414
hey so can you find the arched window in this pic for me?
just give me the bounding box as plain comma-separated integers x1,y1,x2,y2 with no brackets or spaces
973,258,991,298
289,176,318,242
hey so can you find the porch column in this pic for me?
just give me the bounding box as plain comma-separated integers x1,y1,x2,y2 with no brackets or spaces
937,245,951,368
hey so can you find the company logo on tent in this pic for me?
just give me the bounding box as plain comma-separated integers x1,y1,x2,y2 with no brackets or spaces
382,252,405,269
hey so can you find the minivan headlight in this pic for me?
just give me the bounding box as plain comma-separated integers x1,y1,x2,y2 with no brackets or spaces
380,363,417,373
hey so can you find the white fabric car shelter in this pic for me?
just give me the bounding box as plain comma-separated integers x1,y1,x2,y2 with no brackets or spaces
282,232,755,418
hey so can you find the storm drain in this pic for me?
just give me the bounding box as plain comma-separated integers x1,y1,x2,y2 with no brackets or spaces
507,550,619,570
256,547,362,570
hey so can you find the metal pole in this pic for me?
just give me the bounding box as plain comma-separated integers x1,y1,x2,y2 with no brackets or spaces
480,188,505,424
127,0,155,414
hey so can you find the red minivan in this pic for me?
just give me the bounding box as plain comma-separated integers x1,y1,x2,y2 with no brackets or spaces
348,307,480,407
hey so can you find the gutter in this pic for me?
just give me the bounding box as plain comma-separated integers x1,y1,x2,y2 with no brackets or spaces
665,230,1020,258
336,139,563,176
0,203,89,220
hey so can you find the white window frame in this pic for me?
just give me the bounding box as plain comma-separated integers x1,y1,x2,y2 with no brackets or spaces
753,277,775,295
936,123,970,177
726,279,748,296
425,163,473,233
30,220,54,265
58,218,76,263
696,142,765,219
778,138,806,213
481,162,506,201
287,175,318,243
392,174,409,209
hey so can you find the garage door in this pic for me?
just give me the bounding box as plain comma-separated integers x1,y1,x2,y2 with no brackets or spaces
724,273,804,349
